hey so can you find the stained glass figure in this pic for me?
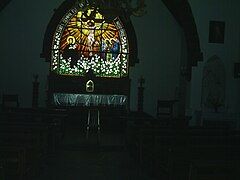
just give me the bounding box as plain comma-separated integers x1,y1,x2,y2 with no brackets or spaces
51,6,129,78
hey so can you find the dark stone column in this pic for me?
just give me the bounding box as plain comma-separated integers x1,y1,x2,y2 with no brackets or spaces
137,77,145,113
32,75,39,108
137,86,144,112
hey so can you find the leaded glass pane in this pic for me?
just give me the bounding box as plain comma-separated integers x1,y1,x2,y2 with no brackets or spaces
51,6,129,78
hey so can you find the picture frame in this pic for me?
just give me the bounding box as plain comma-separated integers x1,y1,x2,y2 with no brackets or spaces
208,21,225,43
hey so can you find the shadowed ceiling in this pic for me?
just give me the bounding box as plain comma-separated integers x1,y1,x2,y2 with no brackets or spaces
0,0,11,12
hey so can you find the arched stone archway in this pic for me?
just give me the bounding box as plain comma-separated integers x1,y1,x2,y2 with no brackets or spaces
162,0,202,81
161,0,202,119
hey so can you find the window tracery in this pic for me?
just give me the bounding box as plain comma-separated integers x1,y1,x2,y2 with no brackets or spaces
51,5,129,78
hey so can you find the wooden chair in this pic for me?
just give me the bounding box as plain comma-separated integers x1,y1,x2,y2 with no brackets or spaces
156,100,177,123
2,94,19,108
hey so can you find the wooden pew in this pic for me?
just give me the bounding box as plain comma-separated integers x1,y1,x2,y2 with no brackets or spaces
125,121,153,159
138,127,175,165
125,120,178,179
0,122,54,153
0,108,67,153
0,160,5,180
0,146,26,180
155,127,239,180
0,107,67,179
187,129,240,180
0,123,55,179
0,134,42,180
142,127,240,180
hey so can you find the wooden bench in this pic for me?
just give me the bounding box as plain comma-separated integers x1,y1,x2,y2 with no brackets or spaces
0,134,42,180
187,130,240,180
0,109,67,152
135,126,240,179
0,107,68,179
0,146,26,180
125,121,154,158
0,122,56,179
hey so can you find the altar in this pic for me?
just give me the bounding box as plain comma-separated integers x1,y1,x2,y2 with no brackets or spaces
53,93,127,107
41,0,139,110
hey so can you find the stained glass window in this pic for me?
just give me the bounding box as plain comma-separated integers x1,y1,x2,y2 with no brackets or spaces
51,6,129,78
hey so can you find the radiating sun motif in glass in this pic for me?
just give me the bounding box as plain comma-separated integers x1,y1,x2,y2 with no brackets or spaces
51,7,129,78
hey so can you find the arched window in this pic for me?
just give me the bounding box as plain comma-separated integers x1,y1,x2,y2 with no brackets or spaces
51,6,129,78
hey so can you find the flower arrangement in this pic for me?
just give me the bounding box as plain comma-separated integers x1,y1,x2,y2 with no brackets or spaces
206,95,223,112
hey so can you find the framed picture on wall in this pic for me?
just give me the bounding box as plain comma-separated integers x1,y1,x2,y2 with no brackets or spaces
208,21,225,43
